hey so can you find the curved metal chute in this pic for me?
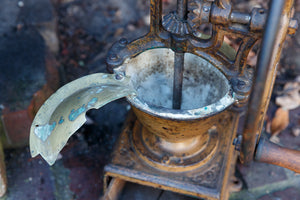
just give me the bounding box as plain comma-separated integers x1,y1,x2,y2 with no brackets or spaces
30,73,135,165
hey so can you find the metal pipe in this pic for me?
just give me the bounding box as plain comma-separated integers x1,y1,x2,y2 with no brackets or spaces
173,52,184,109
172,0,187,109
176,0,187,20
150,0,162,34
230,11,251,24
240,0,292,164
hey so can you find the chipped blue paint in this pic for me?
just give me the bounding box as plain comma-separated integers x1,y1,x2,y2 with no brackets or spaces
34,122,56,142
68,98,98,121
194,111,201,115
87,97,98,108
69,105,86,121
96,87,103,94
58,116,64,124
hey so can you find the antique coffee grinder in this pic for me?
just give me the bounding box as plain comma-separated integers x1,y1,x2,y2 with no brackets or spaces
29,0,300,199
103,0,299,199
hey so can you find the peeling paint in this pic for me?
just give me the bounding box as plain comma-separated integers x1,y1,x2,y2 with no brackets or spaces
58,116,64,124
34,122,56,142
87,97,98,108
29,73,136,166
96,88,103,94
69,105,86,121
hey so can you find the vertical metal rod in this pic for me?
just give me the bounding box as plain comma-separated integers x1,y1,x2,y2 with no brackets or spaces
176,0,187,19
173,52,184,109
240,0,289,164
150,0,162,34
172,0,187,109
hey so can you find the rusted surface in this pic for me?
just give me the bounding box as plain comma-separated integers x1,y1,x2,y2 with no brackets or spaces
240,0,296,164
104,0,267,199
105,110,239,199
24,0,297,199
132,105,221,142
255,137,300,174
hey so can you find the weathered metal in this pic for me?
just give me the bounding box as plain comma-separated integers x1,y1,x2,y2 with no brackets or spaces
30,73,135,165
104,111,239,199
28,0,299,199
173,52,184,109
255,137,300,174
104,0,299,199
104,0,252,198
240,0,296,164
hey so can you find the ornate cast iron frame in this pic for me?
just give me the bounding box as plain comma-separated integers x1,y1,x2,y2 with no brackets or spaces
103,0,299,199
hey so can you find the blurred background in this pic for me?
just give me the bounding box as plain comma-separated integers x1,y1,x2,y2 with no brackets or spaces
0,0,299,199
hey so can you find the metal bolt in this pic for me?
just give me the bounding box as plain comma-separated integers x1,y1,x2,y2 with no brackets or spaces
162,155,170,164
115,73,124,80
203,7,209,12
119,38,128,45
233,135,242,151
109,54,118,61
237,80,246,90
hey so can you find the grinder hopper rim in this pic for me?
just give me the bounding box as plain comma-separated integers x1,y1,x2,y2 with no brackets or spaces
123,48,236,121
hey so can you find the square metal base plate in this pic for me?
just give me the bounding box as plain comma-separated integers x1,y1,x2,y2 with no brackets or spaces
104,112,238,200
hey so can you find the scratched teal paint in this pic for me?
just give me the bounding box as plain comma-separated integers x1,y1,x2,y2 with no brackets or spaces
59,116,64,124
194,111,201,115
34,122,56,142
68,105,86,121
96,87,103,94
87,97,98,108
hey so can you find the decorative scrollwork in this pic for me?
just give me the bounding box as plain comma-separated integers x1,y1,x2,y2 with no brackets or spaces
187,0,212,30
191,165,219,187
162,12,189,35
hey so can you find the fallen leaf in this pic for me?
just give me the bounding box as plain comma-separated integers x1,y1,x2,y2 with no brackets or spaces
270,135,280,144
276,78,300,110
292,127,300,137
271,107,290,137
114,28,124,37
228,176,243,192
247,51,257,66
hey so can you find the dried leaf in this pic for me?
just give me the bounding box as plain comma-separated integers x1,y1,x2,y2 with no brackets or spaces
270,135,280,144
247,51,257,66
276,81,300,110
292,127,300,137
114,28,124,37
271,108,290,136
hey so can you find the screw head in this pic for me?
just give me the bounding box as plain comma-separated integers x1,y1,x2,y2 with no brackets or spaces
119,38,128,45
109,54,118,61
203,7,209,12
115,74,124,80
237,80,246,90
